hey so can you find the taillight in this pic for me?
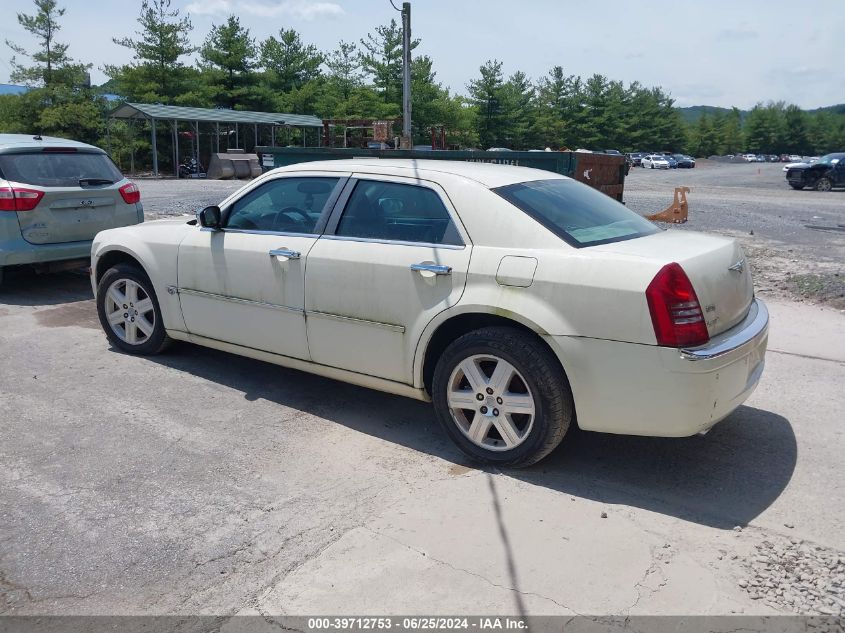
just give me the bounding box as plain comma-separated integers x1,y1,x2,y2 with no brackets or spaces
645,263,710,347
119,182,140,204
0,186,44,212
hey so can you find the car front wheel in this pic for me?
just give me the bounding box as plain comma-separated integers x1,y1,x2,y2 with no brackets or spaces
432,327,573,467
815,177,832,192
96,264,171,355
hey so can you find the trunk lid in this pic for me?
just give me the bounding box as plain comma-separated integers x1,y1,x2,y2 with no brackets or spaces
0,149,139,245
13,181,138,245
593,230,754,337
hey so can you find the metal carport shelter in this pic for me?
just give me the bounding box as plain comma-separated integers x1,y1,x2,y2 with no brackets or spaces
109,102,323,177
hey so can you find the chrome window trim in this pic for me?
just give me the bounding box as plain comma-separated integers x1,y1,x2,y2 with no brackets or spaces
176,287,303,314
308,310,405,333
318,234,466,250
222,228,319,238
680,298,768,361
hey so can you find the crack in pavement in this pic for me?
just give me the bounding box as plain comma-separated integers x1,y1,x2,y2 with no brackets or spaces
361,526,581,615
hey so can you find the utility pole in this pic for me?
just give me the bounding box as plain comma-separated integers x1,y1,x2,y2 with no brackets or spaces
401,2,412,149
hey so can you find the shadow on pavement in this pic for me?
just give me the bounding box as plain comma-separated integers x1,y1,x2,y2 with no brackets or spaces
0,268,92,306
144,342,796,530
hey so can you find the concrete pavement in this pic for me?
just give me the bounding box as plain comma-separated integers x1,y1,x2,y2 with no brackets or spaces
0,270,843,616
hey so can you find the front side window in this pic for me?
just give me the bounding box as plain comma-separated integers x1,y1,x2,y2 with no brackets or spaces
494,178,660,248
335,180,463,245
226,177,339,234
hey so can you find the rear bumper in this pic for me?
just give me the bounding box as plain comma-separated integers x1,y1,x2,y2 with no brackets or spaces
547,298,769,437
0,235,92,268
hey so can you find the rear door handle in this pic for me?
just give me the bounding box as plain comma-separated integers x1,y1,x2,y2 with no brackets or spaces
269,248,301,260
410,263,452,275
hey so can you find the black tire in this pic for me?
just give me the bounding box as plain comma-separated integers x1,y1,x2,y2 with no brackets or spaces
789,183,804,190
96,263,171,355
432,326,573,468
815,178,832,192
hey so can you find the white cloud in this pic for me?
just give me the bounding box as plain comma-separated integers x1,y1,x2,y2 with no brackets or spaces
243,1,344,19
185,0,232,15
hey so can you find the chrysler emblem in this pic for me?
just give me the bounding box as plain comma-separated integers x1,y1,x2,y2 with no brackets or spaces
728,259,745,274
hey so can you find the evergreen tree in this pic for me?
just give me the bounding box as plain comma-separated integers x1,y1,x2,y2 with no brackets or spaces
499,71,535,149
260,28,323,93
199,15,258,110
325,41,362,100
107,0,199,104
467,59,506,148
3,0,103,143
359,19,419,108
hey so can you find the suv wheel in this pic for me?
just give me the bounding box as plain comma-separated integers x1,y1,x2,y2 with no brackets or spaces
815,177,832,192
432,327,573,467
96,264,170,355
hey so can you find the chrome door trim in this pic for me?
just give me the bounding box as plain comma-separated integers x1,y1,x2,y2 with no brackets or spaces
307,310,406,333
176,287,303,314
319,234,466,250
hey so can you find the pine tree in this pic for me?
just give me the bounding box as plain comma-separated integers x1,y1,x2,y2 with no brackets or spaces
260,29,323,93
359,19,419,108
107,0,198,104
325,41,362,100
200,15,258,110
467,59,506,149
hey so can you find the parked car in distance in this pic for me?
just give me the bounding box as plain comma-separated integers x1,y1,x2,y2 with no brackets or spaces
664,155,678,169
0,134,142,285
487,147,512,152
672,154,696,168
627,152,644,166
91,160,768,467
641,154,670,169
787,155,803,162
785,152,845,191
742,154,757,162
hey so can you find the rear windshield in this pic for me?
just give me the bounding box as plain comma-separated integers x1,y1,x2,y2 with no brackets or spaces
494,178,660,248
0,151,124,187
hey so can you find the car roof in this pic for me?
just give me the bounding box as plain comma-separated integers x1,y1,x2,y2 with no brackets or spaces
0,133,102,152
271,158,568,188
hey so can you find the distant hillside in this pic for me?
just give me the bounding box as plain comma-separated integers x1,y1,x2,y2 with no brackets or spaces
678,103,845,123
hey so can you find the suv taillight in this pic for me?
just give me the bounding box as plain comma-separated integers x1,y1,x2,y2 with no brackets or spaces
0,186,44,212
119,182,140,204
645,263,710,347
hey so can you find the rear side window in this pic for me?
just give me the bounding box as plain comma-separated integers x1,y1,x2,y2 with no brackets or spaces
494,178,660,248
0,151,123,187
335,180,463,245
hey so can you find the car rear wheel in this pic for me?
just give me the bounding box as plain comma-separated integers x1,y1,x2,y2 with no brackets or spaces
815,178,832,192
432,326,573,467
789,183,804,190
96,264,170,355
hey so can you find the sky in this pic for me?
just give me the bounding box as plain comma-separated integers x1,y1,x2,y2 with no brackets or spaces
1,0,843,110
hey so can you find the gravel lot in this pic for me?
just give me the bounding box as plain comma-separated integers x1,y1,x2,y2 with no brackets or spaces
137,161,845,309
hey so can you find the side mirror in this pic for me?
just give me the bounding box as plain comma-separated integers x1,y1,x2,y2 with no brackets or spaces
198,205,221,230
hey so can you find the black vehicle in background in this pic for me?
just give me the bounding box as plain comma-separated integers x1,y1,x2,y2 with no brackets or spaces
672,154,696,168
786,153,845,191
627,152,644,166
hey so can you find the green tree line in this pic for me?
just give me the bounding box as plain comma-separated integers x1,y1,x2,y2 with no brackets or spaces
1,0,843,172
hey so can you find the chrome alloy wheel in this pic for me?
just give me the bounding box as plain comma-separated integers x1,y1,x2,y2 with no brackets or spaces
104,278,156,345
446,354,536,451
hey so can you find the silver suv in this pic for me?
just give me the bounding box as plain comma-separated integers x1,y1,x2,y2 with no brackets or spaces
0,134,142,284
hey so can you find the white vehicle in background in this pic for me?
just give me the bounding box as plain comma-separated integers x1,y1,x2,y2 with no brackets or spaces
91,160,768,467
641,154,670,169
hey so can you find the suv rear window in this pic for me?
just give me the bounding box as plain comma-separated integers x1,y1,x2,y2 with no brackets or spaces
0,151,124,187
494,178,659,247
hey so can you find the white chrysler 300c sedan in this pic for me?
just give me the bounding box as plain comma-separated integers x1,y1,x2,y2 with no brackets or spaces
91,160,768,467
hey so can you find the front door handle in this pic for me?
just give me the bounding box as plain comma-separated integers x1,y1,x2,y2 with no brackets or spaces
410,263,452,276
269,248,301,260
